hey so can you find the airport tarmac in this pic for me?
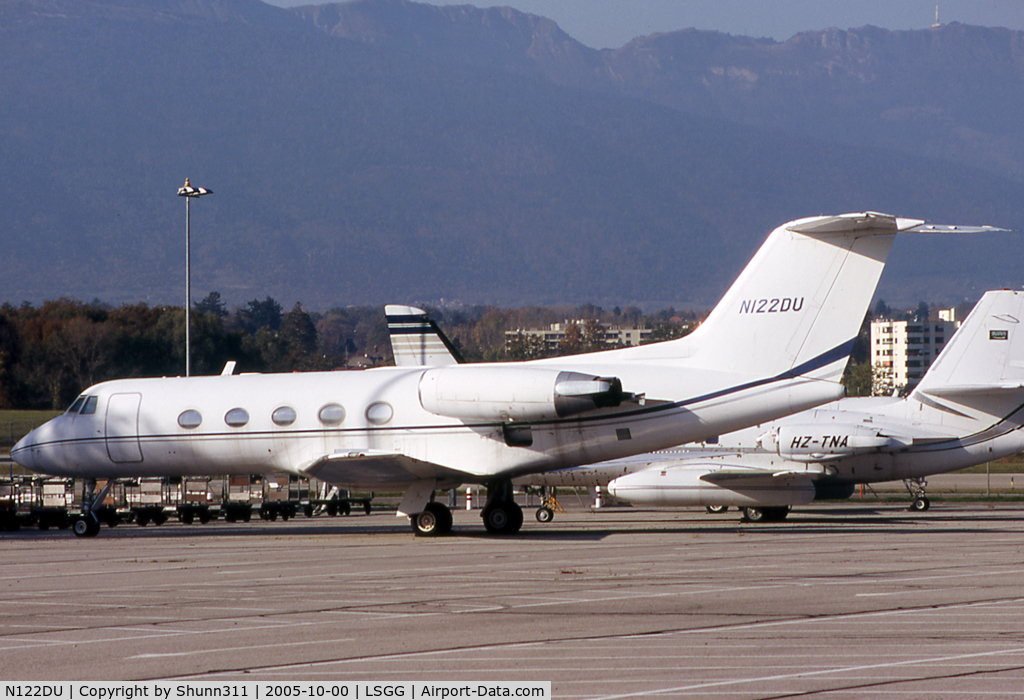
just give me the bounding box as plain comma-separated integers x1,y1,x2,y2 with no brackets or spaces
2,503,1024,699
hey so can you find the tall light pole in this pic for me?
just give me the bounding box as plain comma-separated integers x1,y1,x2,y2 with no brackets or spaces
177,178,212,377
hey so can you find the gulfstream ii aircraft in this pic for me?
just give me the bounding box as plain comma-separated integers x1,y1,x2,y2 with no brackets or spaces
14,213,938,537
554,289,1024,521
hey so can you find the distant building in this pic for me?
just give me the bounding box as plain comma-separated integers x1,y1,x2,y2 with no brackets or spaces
505,321,654,352
870,310,958,394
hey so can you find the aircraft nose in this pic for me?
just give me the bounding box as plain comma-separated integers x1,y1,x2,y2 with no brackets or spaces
11,419,66,476
11,431,37,471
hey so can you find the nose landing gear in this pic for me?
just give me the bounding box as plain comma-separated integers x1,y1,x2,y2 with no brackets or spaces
71,478,115,538
904,478,931,511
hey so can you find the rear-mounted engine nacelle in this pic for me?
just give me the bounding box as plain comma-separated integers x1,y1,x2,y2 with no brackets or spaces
761,423,898,462
418,366,625,422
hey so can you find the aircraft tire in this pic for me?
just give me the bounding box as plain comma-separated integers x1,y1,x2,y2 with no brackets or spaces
412,502,451,537
911,498,930,511
72,517,100,538
706,505,729,514
535,507,554,523
744,506,789,522
482,504,508,534
411,510,437,536
508,502,523,533
438,504,453,534
483,501,523,534
742,507,766,522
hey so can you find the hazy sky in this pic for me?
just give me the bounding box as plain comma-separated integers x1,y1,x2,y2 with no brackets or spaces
266,0,1024,48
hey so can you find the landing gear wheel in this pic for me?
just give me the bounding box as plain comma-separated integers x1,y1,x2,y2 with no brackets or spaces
743,506,789,522
904,478,930,512
482,501,523,534
509,502,523,532
535,506,554,523
412,501,452,537
743,507,766,522
72,517,100,538
706,505,729,514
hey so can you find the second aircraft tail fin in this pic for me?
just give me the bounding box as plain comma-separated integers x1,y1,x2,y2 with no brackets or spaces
385,305,464,367
911,290,1024,411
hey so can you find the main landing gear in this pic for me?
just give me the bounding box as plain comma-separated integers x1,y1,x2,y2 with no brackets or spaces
71,478,116,538
742,506,790,522
408,480,525,537
481,480,523,535
904,478,931,511
410,500,454,537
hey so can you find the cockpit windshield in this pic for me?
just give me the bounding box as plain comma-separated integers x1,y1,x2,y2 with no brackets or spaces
66,395,98,415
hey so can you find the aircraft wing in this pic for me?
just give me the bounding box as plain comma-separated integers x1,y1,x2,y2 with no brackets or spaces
301,450,471,489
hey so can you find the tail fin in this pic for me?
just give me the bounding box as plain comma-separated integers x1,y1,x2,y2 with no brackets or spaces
912,290,1024,402
385,305,464,367
667,212,916,382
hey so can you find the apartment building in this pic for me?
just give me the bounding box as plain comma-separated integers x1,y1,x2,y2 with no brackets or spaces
505,321,655,351
870,314,959,394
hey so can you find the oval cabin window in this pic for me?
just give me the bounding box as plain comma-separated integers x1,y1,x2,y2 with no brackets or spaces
272,406,297,426
178,410,203,429
366,402,393,425
225,408,250,428
318,403,346,426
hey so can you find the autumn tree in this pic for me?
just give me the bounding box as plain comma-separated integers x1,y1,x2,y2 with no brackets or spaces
504,331,547,361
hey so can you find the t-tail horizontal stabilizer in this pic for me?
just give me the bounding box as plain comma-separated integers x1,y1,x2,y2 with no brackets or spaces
640,212,909,384
657,213,1001,385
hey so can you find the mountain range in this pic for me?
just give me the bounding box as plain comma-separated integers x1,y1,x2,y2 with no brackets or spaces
1,0,1021,310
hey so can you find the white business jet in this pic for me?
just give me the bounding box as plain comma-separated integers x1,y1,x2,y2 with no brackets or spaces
587,289,1024,520
14,212,925,537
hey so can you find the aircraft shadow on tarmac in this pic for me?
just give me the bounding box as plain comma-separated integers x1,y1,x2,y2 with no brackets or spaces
6,503,1021,542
